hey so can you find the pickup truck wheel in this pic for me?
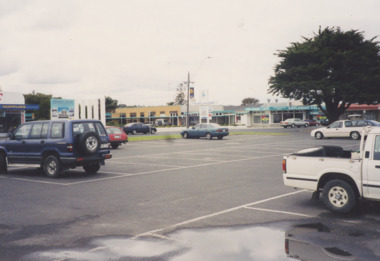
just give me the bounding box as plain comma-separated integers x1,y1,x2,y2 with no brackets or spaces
322,180,356,213
315,132,324,139
350,131,360,140
79,131,100,155
83,163,100,174
0,153,7,174
44,155,61,178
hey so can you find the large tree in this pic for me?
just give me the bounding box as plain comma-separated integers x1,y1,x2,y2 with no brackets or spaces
268,27,380,122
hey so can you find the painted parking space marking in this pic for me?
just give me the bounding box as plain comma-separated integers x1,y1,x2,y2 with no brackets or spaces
134,190,307,238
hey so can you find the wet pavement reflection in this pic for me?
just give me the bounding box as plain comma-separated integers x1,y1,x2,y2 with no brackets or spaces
23,220,380,261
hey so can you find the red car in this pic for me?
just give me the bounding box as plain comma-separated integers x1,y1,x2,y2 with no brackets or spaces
106,126,128,149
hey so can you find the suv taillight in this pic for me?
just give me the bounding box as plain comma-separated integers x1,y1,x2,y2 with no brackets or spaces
282,159,286,173
67,144,73,152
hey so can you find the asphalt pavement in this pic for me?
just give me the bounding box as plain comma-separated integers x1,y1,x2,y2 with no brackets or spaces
1,127,380,260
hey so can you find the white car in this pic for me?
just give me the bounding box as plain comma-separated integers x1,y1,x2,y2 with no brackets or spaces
280,118,309,128
311,120,368,140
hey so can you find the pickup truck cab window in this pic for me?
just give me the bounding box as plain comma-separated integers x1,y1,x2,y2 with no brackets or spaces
374,136,380,160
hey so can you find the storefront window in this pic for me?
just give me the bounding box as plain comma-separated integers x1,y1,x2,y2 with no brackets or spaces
261,115,269,124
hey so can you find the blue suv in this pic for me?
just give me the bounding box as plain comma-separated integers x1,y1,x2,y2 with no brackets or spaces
0,119,112,178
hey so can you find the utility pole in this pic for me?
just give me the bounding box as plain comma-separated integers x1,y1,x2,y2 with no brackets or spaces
186,72,190,128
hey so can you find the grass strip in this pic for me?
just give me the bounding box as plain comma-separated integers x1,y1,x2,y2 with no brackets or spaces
127,132,287,141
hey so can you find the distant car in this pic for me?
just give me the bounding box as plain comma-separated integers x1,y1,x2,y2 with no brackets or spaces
106,126,128,149
180,123,229,140
311,120,376,140
123,123,157,134
319,119,329,126
304,120,320,126
280,118,309,128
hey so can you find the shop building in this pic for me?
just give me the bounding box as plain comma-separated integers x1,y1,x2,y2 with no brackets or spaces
0,92,39,137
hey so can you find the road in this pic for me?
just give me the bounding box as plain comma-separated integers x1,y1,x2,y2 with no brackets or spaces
1,127,380,260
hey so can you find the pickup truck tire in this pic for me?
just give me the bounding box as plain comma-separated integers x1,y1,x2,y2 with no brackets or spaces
315,132,324,139
0,153,7,174
322,179,357,213
350,131,360,140
79,131,100,155
83,163,100,174
44,155,61,178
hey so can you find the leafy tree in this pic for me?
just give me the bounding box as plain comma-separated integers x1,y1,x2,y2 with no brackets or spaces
241,97,260,106
24,92,61,120
268,27,380,122
105,96,118,112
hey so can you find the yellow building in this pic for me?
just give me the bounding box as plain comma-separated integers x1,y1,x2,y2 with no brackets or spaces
111,105,182,126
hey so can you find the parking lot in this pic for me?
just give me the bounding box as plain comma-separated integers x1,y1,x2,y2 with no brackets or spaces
1,128,380,260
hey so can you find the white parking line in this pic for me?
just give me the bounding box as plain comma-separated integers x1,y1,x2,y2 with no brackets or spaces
134,190,307,238
244,206,314,217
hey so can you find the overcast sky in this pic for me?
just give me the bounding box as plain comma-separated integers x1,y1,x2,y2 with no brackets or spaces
1,0,379,106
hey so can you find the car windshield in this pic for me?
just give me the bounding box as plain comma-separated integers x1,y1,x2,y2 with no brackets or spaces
107,127,123,134
368,120,380,126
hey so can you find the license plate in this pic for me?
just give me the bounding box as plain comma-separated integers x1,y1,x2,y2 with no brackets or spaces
115,135,121,139
100,143,109,149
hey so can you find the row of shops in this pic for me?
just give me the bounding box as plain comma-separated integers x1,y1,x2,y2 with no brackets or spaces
108,103,380,127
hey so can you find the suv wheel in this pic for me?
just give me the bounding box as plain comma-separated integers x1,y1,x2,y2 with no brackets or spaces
83,163,100,174
79,131,100,155
44,155,61,178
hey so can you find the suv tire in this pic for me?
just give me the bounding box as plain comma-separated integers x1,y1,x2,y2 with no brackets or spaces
44,155,61,178
0,153,7,174
79,131,100,155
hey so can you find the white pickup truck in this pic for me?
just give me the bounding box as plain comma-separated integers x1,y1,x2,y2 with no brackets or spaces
283,127,380,213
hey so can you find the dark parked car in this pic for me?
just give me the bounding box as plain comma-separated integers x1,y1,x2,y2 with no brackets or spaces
123,123,157,134
0,119,112,178
106,126,128,149
180,123,229,140
304,120,320,126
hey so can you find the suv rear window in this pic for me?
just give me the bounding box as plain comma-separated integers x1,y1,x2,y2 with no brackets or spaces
73,122,107,136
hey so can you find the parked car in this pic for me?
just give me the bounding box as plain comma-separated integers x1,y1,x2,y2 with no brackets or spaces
123,123,157,134
280,118,309,128
304,119,319,126
106,126,128,149
311,120,375,140
155,119,171,126
180,123,229,140
0,119,112,178
319,119,329,126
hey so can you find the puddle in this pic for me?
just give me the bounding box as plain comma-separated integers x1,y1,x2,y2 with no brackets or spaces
22,222,380,261
23,226,289,261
